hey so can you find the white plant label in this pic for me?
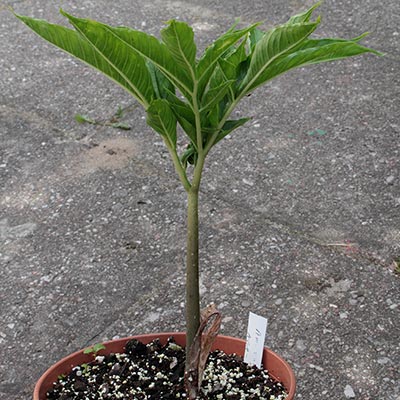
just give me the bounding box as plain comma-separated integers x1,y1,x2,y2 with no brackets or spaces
244,312,268,368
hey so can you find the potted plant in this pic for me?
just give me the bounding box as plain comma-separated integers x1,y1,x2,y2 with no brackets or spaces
14,2,379,399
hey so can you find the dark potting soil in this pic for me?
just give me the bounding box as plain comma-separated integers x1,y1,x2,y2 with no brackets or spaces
47,337,288,399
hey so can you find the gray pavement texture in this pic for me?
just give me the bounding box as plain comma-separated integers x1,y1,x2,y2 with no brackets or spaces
0,0,399,399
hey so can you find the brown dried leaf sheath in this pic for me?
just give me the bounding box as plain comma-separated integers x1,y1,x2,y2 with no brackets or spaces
185,304,222,399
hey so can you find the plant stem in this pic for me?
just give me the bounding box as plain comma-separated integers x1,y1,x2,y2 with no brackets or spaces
185,187,200,360
185,153,205,362
184,78,205,358
165,140,191,192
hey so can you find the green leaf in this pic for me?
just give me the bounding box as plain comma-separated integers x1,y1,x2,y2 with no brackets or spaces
248,28,264,51
180,143,198,168
213,117,250,146
200,79,234,114
146,99,177,146
75,114,95,124
198,77,230,132
165,94,197,144
215,40,248,102
197,23,259,77
286,2,322,24
92,343,106,353
177,115,197,145
197,23,260,98
83,348,93,355
207,104,221,129
83,343,105,355
15,12,155,108
294,35,382,57
115,105,124,119
61,11,193,99
199,41,247,124
225,18,241,34
147,61,175,99
251,37,380,86
161,20,196,83
60,10,157,105
218,40,247,81
239,20,320,95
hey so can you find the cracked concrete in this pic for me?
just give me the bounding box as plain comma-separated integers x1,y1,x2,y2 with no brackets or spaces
1,0,399,399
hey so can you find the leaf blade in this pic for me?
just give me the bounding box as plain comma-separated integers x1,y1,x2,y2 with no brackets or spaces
239,20,321,95
146,99,177,146
161,20,196,85
200,79,234,114
62,11,193,98
59,10,156,106
147,61,175,99
286,2,322,24
15,12,153,107
197,23,260,97
213,117,250,146
250,37,380,88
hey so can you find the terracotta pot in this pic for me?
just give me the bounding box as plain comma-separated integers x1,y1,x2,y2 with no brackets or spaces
34,332,296,399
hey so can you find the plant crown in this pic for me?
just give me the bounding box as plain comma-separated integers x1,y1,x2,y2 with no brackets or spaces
15,3,379,192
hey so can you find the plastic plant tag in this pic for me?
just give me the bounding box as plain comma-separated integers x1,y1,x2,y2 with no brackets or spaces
244,312,268,368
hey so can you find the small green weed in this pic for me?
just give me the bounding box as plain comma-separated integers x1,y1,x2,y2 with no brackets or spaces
81,363,90,375
83,342,106,356
75,104,137,130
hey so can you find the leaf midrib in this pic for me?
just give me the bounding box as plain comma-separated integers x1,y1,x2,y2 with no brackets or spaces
238,23,317,97
68,21,150,108
103,25,194,99
169,22,196,83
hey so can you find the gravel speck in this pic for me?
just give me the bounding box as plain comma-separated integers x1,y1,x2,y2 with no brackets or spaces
309,363,324,372
385,175,395,185
295,340,307,352
344,384,356,398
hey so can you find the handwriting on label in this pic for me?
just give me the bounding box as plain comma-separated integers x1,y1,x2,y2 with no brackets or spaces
243,312,268,368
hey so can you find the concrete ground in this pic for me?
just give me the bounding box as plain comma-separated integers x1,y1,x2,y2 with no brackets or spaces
1,0,399,399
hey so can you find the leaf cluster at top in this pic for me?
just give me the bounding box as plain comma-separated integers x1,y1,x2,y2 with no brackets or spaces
15,2,380,189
